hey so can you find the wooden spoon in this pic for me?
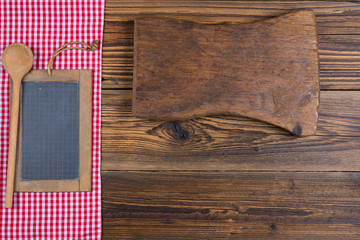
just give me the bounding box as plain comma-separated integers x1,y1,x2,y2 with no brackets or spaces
2,43,33,208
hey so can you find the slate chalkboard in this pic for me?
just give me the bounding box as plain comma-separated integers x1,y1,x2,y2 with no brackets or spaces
14,69,92,193
21,82,79,180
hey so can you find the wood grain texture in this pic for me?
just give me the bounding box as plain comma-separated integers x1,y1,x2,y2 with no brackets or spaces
133,11,320,136
102,171,360,239
102,89,360,171
79,70,93,191
103,1,360,89
101,1,360,239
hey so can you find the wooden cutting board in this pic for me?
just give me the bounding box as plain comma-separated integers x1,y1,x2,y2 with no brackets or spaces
133,10,320,136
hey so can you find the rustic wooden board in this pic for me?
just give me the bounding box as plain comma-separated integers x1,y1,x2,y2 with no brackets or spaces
133,11,320,136
103,1,360,90
102,171,360,239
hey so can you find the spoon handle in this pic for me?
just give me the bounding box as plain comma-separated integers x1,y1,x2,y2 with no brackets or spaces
5,79,21,208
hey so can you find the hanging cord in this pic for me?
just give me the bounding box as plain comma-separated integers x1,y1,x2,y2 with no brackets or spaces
47,40,99,76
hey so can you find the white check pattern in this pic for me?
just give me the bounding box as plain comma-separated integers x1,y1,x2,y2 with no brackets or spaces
0,0,104,239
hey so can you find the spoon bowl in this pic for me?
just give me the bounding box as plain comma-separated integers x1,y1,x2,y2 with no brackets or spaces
2,43,33,80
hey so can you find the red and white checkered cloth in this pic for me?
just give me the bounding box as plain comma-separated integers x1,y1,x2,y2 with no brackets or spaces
0,1,104,239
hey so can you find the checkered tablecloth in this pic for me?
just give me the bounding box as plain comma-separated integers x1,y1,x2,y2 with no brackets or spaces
0,1,104,239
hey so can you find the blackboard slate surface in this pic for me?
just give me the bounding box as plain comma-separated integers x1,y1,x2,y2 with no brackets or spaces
21,81,79,180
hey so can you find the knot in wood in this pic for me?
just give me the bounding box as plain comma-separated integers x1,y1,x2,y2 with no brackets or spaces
147,120,201,144
165,121,193,142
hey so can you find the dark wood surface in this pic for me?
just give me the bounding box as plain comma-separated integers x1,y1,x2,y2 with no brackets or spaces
133,11,320,136
102,1,360,239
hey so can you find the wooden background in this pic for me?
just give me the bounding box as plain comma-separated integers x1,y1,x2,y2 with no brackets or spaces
101,1,360,239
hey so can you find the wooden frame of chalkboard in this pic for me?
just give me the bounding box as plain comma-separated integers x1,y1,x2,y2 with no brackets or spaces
13,69,92,192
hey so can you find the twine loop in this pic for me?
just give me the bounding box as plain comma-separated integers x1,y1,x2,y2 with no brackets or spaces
47,40,99,76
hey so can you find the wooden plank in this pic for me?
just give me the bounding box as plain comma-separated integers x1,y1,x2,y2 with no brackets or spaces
102,171,360,239
104,14,360,35
104,1,360,20
101,89,360,171
102,28,133,89
319,34,360,89
102,89,360,136
102,26,360,90
102,1,360,90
